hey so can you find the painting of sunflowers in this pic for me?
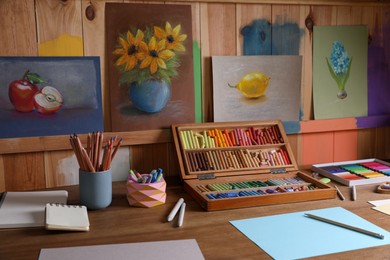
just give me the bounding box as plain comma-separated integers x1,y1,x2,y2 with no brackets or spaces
106,3,194,132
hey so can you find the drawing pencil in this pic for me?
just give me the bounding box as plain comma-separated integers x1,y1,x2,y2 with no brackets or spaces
69,132,122,173
335,185,345,201
81,147,96,172
304,213,384,239
110,137,122,161
96,131,103,170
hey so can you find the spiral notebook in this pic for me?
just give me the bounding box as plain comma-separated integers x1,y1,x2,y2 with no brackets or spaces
45,203,90,231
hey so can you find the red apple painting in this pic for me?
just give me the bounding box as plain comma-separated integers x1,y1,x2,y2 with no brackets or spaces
8,70,63,114
0,56,103,138
8,72,39,112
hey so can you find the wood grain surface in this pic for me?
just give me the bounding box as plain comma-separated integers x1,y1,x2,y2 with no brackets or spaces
0,0,389,191
0,179,388,259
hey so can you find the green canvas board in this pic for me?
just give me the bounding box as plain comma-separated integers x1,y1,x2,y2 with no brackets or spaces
313,25,368,120
193,41,203,123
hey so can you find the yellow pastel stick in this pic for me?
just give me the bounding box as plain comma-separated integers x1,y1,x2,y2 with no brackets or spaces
190,130,199,149
180,131,188,149
185,131,194,149
203,131,210,148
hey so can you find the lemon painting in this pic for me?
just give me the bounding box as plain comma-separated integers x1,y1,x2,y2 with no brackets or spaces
212,56,302,125
229,72,270,98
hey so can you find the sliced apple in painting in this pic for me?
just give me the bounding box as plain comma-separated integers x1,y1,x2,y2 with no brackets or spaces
34,86,64,114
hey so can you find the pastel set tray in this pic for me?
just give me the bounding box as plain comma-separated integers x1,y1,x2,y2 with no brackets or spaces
312,159,390,186
172,120,336,211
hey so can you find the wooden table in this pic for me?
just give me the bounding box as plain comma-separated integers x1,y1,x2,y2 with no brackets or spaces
1,178,389,260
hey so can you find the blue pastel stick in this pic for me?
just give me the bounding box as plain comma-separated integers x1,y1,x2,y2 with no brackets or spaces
155,172,163,182
150,169,158,182
155,168,163,182
206,194,216,199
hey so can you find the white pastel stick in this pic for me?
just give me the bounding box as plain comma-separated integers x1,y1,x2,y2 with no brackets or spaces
178,202,186,227
352,185,357,201
167,198,184,221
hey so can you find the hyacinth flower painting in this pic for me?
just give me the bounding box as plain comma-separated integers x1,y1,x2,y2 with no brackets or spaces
105,3,194,132
326,41,352,99
313,25,368,120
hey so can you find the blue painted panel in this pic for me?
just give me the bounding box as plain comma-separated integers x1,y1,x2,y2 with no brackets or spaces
282,121,301,134
241,18,303,56
241,19,272,55
271,18,303,55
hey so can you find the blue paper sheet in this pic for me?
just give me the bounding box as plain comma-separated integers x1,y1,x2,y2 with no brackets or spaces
230,207,390,260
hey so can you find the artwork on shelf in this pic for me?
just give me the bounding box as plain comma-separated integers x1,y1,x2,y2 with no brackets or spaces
105,3,195,132
212,56,302,124
0,56,103,139
313,25,368,120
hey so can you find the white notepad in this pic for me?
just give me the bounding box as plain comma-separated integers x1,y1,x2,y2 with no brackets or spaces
0,190,68,228
45,203,90,231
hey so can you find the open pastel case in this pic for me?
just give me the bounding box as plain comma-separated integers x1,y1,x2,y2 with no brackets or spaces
172,120,336,211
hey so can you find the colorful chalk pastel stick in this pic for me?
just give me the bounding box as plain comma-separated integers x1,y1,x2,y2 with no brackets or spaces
204,184,316,200
198,177,307,193
179,125,284,150
185,147,291,172
319,161,389,181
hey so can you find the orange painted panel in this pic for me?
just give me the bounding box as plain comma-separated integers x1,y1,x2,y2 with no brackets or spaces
333,130,358,162
301,132,334,168
300,118,356,133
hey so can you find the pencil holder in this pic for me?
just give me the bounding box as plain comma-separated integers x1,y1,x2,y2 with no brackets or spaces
79,168,112,210
126,175,166,207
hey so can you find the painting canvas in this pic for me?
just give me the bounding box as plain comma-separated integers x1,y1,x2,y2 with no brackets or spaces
212,56,302,124
106,3,195,132
0,56,103,139
313,25,368,120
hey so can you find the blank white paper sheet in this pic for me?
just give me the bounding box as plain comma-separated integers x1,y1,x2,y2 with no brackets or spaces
39,239,205,260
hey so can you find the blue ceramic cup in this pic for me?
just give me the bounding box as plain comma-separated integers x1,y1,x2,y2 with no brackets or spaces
79,169,112,210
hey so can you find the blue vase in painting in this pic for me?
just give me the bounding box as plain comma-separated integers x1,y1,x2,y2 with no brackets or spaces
129,80,171,113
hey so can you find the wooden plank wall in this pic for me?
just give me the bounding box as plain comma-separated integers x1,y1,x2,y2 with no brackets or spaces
0,0,389,191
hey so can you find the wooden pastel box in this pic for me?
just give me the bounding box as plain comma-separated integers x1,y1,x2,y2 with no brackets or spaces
172,120,336,211
312,158,390,187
